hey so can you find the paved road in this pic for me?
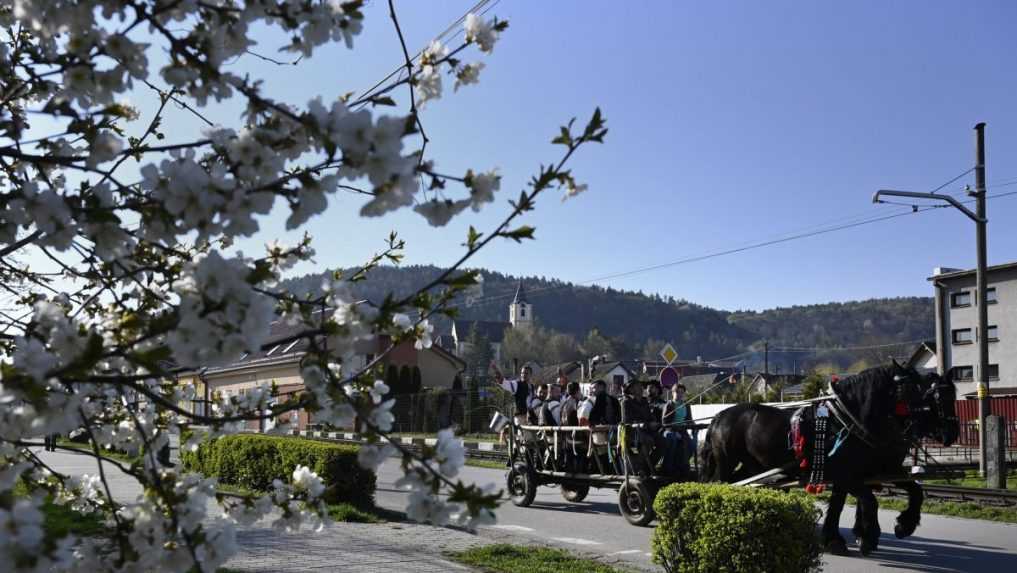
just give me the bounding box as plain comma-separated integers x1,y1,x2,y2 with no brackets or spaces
375,460,1017,573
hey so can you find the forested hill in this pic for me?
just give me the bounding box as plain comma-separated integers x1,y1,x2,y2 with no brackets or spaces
281,265,934,365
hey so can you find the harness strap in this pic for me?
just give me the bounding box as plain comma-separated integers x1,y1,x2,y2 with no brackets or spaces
825,383,879,449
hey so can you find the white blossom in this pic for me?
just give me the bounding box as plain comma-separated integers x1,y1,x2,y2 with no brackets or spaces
435,428,466,477
357,442,396,471
466,169,501,211
465,13,500,53
369,380,390,404
455,62,485,91
414,320,434,350
414,198,470,227
563,179,589,201
292,465,326,500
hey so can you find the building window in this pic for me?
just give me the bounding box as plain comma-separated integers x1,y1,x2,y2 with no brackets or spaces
950,291,972,308
613,374,624,386
986,287,998,304
952,328,974,345
987,325,999,342
989,364,1000,380
520,306,526,318
951,366,974,381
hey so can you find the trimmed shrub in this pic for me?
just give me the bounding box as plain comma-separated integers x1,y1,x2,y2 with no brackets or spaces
181,433,375,505
652,482,822,573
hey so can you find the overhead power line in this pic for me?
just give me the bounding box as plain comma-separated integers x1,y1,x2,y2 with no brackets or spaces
451,176,1017,311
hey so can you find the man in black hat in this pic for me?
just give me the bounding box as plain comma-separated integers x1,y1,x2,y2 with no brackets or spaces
621,379,660,476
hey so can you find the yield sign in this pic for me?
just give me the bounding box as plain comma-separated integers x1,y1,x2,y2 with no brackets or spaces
660,343,678,365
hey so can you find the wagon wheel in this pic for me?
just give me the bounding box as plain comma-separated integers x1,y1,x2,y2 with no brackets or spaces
507,461,537,507
560,483,590,503
618,478,655,526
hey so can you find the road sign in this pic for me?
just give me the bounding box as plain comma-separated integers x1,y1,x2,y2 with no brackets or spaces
660,343,678,365
660,366,679,388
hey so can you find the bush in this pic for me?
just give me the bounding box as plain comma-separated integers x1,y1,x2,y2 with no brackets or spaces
652,483,822,573
181,433,375,505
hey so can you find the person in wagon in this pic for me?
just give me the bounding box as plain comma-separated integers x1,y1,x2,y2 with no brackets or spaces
491,362,534,428
621,379,661,476
539,383,563,426
662,382,694,477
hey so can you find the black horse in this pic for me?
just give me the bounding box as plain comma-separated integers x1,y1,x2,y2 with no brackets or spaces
700,363,958,556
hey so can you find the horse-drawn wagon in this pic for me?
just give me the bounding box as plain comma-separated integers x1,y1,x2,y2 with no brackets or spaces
495,413,706,526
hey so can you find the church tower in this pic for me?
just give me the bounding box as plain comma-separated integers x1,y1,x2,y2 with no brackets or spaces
508,281,533,328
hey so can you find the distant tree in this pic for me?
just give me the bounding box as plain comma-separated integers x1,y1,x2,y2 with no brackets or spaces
800,373,826,399
641,338,669,361
546,332,581,363
462,324,494,380
501,323,542,366
846,359,871,374
581,328,614,359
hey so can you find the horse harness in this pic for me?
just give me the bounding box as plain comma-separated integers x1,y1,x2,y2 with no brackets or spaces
789,375,930,493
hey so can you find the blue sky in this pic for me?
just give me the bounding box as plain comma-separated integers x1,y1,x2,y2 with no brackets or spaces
70,1,1017,312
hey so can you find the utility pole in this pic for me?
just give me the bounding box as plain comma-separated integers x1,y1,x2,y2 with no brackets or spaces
973,122,991,477
764,340,769,375
873,122,991,476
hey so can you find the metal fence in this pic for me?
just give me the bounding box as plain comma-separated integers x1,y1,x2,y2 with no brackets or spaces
387,385,515,434
952,419,1017,448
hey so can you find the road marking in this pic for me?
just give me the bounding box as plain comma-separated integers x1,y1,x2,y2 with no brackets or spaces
552,537,602,546
488,524,535,532
608,550,642,555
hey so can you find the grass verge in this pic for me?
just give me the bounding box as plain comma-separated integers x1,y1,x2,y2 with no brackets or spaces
56,439,139,465
449,544,629,573
12,481,108,548
922,469,1015,489
466,458,509,470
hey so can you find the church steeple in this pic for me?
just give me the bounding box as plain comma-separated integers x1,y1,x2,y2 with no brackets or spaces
509,281,533,328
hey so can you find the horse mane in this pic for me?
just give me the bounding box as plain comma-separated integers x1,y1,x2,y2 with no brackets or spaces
830,365,900,431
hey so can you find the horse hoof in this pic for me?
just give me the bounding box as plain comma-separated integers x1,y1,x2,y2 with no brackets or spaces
895,523,916,539
825,538,849,556
857,538,877,557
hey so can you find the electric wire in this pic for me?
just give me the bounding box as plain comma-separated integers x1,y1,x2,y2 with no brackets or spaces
451,178,1017,312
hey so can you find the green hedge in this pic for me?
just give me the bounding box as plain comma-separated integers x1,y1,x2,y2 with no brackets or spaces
652,483,822,573
181,433,375,505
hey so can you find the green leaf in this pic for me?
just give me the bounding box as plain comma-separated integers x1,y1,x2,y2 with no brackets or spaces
501,225,536,243
465,226,483,249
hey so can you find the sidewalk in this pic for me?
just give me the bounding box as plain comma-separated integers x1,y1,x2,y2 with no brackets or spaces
227,521,487,573
34,448,493,573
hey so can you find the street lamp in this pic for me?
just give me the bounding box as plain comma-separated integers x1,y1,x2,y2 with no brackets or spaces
872,123,990,476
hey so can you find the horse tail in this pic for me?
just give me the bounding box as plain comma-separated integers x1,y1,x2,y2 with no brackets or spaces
698,424,716,482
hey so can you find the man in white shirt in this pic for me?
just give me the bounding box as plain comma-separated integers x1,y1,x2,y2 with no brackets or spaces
492,362,534,426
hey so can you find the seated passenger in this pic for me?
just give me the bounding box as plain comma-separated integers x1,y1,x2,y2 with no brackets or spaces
528,383,548,425
586,379,621,474
621,379,661,477
559,382,587,472
661,383,694,478
539,383,563,426
646,380,667,422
